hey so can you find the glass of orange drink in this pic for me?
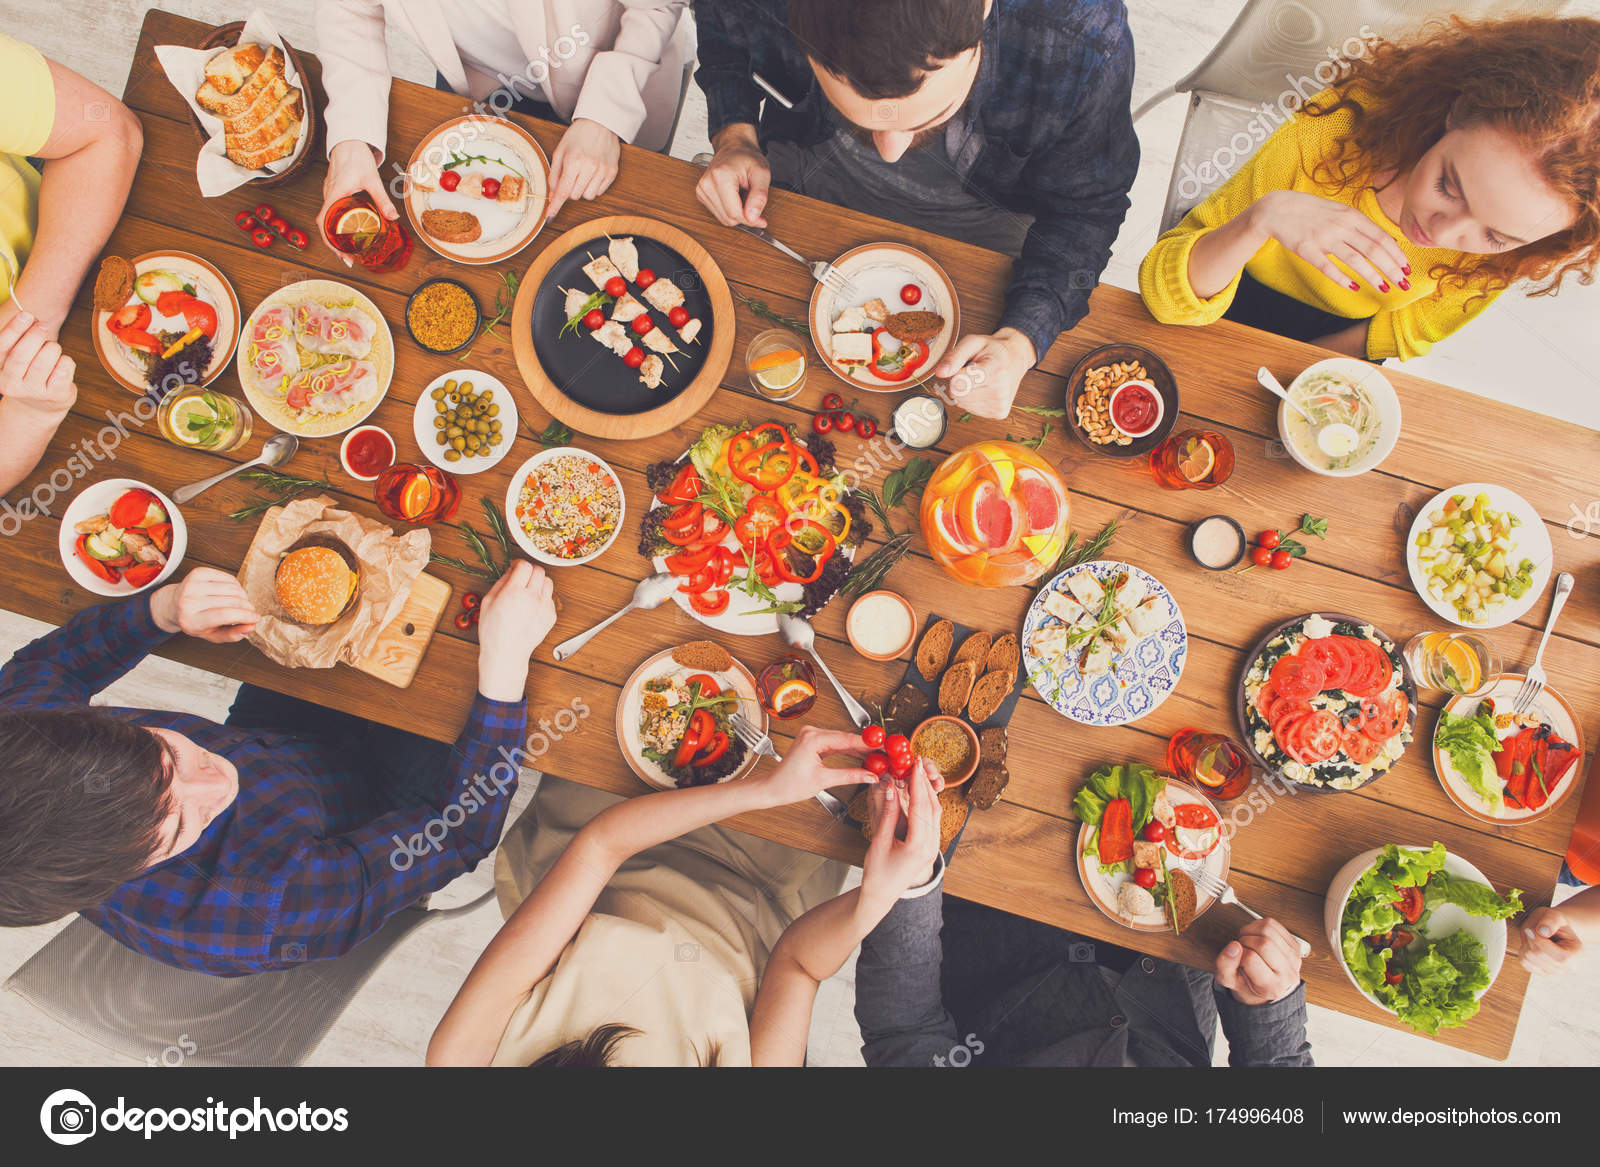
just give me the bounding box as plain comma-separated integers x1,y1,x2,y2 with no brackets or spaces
919,440,1070,588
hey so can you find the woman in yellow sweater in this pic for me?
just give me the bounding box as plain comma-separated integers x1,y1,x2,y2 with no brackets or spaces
1139,16,1600,362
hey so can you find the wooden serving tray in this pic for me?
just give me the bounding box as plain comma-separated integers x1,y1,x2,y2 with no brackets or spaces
351,571,452,689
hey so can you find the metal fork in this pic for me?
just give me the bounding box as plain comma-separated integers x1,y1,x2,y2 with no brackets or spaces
1514,571,1574,714
1189,867,1313,958
729,711,853,823
735,224,857,300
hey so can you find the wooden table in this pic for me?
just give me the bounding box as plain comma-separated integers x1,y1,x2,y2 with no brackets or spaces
11,9,1598,1060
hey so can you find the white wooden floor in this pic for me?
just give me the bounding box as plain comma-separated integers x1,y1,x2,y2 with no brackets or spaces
1,1,1595,1067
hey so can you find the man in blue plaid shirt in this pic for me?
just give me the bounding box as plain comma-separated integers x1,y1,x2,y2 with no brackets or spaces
0,560,556,976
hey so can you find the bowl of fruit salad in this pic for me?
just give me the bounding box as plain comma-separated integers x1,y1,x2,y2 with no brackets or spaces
58,479,186,597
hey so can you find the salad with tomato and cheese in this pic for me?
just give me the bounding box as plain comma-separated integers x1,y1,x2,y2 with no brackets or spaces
1243,614,1413,790
638,668,749,788
639,422,869,623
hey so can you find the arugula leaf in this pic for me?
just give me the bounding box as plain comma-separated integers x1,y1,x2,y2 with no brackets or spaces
526,419,575,449
558,290,613,338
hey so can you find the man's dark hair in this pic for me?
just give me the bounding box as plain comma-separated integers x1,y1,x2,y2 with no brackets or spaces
788,0,986,100
0,709,172,926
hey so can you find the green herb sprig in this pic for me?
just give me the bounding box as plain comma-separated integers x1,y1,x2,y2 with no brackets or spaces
1007,421,1053,451
431,498,516,581
463,270,520,358
558,290,613,339
732,288,809,335
858,457,932,538
1045,518,1120,581
839,531,914,598
227,468,333,522
440,151,525,180
526,418,575,449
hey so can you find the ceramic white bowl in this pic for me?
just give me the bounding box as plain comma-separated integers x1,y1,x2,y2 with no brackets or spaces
1276,357,1401,477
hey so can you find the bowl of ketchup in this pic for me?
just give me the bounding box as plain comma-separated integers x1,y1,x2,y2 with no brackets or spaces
1064,342,1179,459
1109,379,1163,438
340,425,397,482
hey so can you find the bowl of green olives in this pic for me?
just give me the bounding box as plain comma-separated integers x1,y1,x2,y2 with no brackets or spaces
411,369,519,475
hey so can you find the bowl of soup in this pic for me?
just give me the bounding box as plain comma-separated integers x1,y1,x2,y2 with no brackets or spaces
1276,358,1401,477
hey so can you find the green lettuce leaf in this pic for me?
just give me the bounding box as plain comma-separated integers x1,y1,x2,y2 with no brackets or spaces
1437,708,1503,813
1426,875,1523,920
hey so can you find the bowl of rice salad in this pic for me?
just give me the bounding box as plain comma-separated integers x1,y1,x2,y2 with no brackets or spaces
504,446,626,566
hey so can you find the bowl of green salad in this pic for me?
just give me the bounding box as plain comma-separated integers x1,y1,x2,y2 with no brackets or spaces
1323,841,1522,1035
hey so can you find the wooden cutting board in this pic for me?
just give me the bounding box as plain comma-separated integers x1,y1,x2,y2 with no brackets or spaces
352,572,452,688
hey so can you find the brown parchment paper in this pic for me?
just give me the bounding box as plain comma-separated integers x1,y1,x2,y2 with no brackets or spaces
238,495,430,668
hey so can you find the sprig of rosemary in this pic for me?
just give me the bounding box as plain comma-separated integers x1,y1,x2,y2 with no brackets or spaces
463,270,520,357
1007,421,1053,451
430,498,517,581
732,287,809,335
440,151,525,179
839,531,914,598
1014,404,1068,418
857,457,932,537
1046,519,1119,580
227,468,333,522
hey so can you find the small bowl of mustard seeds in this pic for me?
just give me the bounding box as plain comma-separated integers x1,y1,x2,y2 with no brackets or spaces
405,277,481,355
910,715,980,787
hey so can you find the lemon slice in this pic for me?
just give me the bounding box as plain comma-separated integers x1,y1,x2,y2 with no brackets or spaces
336,206,382,237
165,395,217,444
755,355,805,393
1178,436,1215,483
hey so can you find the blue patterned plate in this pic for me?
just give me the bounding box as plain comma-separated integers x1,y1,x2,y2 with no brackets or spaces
1021,560,1187,727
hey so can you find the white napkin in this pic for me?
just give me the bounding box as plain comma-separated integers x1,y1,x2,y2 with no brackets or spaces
154,8,311,198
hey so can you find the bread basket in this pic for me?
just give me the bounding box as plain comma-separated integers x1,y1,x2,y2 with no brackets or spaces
184,21,319,188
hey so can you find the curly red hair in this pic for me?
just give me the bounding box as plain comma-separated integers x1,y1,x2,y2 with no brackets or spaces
1305,15,1600,299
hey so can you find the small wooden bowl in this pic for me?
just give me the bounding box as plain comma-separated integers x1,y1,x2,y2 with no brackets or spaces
184,21,319,189
1064,342,1179,459
911,715,980,787
845,590,916,662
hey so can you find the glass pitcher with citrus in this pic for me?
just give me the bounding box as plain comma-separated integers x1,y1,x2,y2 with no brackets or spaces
920,440,1070,587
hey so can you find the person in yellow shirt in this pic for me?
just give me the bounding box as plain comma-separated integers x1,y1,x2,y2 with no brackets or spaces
1139,16,1600,363
1,32,142,496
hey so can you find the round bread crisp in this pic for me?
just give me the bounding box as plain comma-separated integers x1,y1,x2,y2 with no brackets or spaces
275,545,358,625
966,669,1012,724
93,256,137,312
916,618,954,681
953,631,992,669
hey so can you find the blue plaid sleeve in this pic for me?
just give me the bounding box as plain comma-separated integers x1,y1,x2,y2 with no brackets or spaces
0,592,172,709
265,694,528,964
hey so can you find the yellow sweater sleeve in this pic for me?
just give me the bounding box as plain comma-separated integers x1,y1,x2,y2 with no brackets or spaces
1138,112,1311,325
1365,284,1503,361
0,33,56,157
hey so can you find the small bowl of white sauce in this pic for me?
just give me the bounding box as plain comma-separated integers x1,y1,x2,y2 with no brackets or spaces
846,590,917,661
1190,514,1246,571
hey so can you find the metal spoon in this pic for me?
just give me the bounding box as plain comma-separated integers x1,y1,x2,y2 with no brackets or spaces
551,573,680,662
1257,366,1360,460
777,610,871,728
172,433,300,504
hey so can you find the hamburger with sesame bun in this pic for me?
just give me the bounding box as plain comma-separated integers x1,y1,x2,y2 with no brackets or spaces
274,544,359,625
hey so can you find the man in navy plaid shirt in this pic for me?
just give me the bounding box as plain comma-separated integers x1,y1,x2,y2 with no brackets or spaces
0,560,557,976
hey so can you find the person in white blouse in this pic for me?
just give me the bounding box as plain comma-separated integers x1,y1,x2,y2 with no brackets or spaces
314,0,692,256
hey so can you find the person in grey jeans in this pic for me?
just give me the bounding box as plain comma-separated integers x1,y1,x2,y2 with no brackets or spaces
854,889,1314,1067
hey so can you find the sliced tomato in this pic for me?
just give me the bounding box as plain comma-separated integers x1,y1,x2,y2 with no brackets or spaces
145,521,174,555
122,562,163,588
1391,884,1425,924
678,565,716,595
1306,639,1349,692
751,546,782,587
688,588,730,616
109,489,163,530
662,500,703,533
664,544,716,574
699,511,730,543
75,535,121,584
684,673,722,698
1360,689,1409,742
1283,709,1342,764
692,730,731,767
1260,686,1308,727
656,462,702,506
1346,643,1393,697
1270,653,1325,699
1166,802,1221,860
1341,725,1381,764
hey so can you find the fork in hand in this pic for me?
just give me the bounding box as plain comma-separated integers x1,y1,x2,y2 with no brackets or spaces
1189,867,1313,958
729,711,854,823
735,224,858,301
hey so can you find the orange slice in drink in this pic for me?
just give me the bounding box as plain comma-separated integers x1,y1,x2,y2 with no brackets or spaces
770,678,815,713
749,348,804,373
1177,436,1216,484
399,474,435,520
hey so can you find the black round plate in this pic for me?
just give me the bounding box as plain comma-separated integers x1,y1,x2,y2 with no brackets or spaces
530,236,714,416
1064,342,1179,459
1233,612,1418,793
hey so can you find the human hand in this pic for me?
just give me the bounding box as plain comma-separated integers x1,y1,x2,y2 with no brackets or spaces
545,118,621,222
860,759,943,907
319,139,398,267
476,559,556,701
0,310,76,417
1521,906,1584,975
1251,190,1411,293
1215,917,1303,1005
695,123,771,228
149,567,258,643
749,725,878,807
933,327,1035,419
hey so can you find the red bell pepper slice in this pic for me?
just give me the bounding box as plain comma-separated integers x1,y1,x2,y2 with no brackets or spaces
155,289,219,338
732,440,798,492
684,673,722,698
123,562,164,588
75,535,122,584
691,730,731,767
868,328,929,382
733,496,785,548
1097,797,1134,865
674,709,714,768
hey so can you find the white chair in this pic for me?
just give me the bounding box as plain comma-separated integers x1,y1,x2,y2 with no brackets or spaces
1139,0,1580,233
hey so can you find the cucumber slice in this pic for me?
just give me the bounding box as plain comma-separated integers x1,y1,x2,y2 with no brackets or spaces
134,271,185,304
85,530,125,560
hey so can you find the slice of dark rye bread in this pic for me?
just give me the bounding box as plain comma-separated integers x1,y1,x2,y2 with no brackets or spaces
965,669,1012,723
672,640,732,671
885,683,933,737
952,631,992,669
1167,869,1198,934
979,727,1007,764
916,619,954,680
937,660,978,715
983,632,1020,678
966,761,1010,810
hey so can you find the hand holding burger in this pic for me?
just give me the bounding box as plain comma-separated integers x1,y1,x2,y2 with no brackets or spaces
151,567,259,643
476,559,556,702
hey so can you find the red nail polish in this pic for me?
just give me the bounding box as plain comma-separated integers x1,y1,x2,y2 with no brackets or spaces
1350,281,1360,291
1403,264,1412,275
1378,282,1390,293
1399,278,1411,291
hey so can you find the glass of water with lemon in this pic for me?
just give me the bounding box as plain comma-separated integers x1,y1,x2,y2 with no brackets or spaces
156,386,253,453
747,328,807,401
1404,631,1500,696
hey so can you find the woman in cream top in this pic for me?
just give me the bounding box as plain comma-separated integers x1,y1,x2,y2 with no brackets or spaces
314,0,693,243
427,728,947,1067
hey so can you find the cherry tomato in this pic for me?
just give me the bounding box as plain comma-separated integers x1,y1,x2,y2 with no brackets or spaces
821,393,845,412
253,203,275,221
453,611,473,630
1270,548,1293,570
632,315,655,335
811,413,833,434
890,755,914,779
1249,545,1274,567
604,275,627,298
899,283,922,305
862,724,886,749
268,215,291,236
1257,530,1281,550
462,592,481,610
234,211,257,231
583,308,606,331
286,227,309,249
623,346,646,369
468,608,480,626
439,171,461,192
481,177,502,200
1133,866,1158,889
885,733,911,759
1142,819,1167,842
250,227,275,249
864,751,890,776
635,268,657,289
668,305,690,328
832,411,856,433
856,418,878,439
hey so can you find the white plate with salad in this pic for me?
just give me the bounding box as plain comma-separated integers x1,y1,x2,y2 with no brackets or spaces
1433,676,1585,824
615,643,766,791
1073,762,1228,935
1406,483,1551,628
1325,842,1521,1035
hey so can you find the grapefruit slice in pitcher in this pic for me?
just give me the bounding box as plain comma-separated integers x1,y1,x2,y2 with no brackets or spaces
1015,467,1064,535
958,477,1021,553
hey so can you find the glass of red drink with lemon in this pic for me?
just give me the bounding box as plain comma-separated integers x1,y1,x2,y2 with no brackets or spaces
323,193,413,272
920,440,1070,588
